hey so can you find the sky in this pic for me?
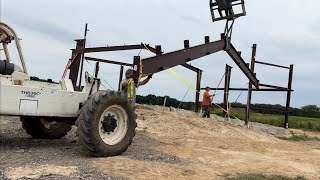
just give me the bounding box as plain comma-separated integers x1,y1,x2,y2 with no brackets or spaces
0,0,319,108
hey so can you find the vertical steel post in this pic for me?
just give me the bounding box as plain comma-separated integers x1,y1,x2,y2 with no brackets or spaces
284,64,294,128
118,65,124,91
223,65,232,116
195,70,202,112
246,44,257,124
69,41,84,87
78,23,88,90
94,62,99,78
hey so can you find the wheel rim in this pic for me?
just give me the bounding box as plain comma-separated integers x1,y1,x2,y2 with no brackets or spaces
40,119,61,129
99,105,128,145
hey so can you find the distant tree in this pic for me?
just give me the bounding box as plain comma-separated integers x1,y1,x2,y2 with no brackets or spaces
136,95,319,117
300,105,320,118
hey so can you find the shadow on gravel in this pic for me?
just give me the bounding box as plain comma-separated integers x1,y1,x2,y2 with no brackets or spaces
124,131,188,165
0,136,76,149
1,120,187,166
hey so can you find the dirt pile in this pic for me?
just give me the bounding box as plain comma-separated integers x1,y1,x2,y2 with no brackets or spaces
1,108,319,179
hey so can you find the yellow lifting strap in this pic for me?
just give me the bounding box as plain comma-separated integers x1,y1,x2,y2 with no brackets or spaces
168,67,233,118
168,68,200,93
128,57,143,101
127,78,135,100
139,58,143,84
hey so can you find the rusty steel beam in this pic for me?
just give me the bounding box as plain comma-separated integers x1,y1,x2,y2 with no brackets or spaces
118,65,124,91
246,44,257,124
74,43,158,54
284,65,294,129
85,57,132,67
255,61,290,69
78,23,88,90
200,88,293,92
181,63,202,73
226,43,259,88
195,70,202,112
94,62,100,78
223,65,232,116
138,39,258,89
140,39,226,76
69,40,85,87
259,83,287,90
232,104,287,113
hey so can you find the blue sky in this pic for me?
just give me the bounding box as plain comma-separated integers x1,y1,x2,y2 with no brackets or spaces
1,0,319,108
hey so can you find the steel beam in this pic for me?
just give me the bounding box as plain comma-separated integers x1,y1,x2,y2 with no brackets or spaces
74,43,158,54
284,65,294,129
138,39,258,89
259,83,287,90
181,63,202,73
195,70,202,112
232,104,287,113
200,88,292,92
118,65,124,91
78,23,88,90
226,43,259,88
255,60,290,69
69,40,84,87
223,65,232,116
94,62,99,78
140,39,226,76
85,57,132,67
246,44,257,124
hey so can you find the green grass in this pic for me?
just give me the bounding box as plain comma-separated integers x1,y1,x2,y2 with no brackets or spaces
278,135,320,142
211,108,320,132
223,173,306,180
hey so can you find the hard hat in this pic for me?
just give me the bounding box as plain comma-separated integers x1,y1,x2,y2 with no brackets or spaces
125,69,133,78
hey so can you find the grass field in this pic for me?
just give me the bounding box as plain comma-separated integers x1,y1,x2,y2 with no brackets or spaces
211,108,320,132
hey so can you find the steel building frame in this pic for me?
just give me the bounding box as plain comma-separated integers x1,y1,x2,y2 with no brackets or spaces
200,44,294,128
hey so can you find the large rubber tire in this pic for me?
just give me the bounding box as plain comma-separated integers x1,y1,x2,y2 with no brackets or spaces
77,90,136,157
21,117,72,139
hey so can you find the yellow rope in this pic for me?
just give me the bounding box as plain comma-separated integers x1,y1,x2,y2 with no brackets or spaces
214,72,226,95
168,68,200,93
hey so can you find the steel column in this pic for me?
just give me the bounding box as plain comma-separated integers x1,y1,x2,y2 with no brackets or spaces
246,44,257,124
69,40,84,87
94,62,99,78
223,65,232,116
78,23,88,90
284,64,294,128
195,70,202,112
118,65,124,91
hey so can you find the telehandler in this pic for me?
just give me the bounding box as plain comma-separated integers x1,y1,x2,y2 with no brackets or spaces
0,0,255,157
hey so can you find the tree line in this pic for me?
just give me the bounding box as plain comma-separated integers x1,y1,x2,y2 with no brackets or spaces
136,94,320,118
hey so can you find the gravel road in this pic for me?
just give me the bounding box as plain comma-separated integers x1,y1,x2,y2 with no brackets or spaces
1,109,320,180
